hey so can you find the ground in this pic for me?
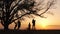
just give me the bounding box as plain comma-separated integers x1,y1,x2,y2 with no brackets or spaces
0,29,60,34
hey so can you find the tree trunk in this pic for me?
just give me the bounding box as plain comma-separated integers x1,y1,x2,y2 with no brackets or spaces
4,22,9,31
4,25,9,31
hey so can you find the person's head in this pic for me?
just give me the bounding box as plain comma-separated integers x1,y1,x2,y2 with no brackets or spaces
32,19,35,21
29,23,30,24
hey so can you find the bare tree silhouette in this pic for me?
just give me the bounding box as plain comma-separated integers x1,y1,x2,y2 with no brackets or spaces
0,0,55,31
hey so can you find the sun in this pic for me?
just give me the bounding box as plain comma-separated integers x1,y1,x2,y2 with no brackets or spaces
35,17,50,29
40,23,47,28
40,19,49,28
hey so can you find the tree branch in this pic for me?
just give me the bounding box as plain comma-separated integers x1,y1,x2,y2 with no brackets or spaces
10,0,22,14
10,13,30,24
40,0,55,15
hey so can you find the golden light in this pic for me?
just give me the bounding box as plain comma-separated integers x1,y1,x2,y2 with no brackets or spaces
40,19,49,29
40,23,47,29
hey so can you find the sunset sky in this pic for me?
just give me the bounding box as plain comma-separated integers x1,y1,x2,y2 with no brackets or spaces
0,0,60,30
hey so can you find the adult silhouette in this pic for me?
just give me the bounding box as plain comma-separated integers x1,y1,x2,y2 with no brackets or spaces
32,19,35,26
32,19,35,30
17,20,21,30
14,20,21,30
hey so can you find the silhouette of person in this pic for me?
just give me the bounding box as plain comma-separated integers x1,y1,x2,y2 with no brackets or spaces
14,22,17,30
28,23,31,30
32,19,35,30
32,19,35,26
14,20,21,30
17,20,21,30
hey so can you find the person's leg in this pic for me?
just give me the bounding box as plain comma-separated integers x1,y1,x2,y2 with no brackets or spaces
14,23,17,30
